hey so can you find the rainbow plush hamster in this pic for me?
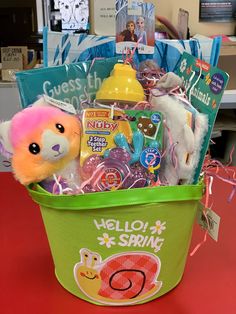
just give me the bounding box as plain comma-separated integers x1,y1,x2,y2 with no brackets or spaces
0,104,81,187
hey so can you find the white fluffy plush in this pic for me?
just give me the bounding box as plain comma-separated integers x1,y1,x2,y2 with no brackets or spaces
151,92,208,185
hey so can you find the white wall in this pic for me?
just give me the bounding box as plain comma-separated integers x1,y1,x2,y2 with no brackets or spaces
59,0,236,37
156,0,235,36
36,0,44,32
0,83,21,172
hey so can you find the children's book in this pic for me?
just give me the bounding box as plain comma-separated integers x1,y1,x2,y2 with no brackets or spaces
16,57,119,110
176,52,229,183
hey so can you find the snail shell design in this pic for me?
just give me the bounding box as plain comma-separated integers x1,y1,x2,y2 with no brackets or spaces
74,248,162,305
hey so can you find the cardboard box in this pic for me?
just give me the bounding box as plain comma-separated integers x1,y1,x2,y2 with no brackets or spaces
8,46,28,68
218,55,236,90
0,46,38,81
1,47,23,70
1,69,20,82
220,41,236,57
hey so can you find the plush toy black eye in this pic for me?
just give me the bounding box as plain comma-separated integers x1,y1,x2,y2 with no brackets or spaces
56,123,65,133
29,143,40,155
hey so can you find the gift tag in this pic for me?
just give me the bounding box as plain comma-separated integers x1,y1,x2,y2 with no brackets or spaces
43,95,77,114
197,203,221,242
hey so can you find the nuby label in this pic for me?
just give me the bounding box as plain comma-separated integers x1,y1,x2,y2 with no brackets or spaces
80,108,163,186
80,108,133,165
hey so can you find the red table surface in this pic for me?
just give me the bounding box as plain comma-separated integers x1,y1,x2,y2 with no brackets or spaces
0,169,236,314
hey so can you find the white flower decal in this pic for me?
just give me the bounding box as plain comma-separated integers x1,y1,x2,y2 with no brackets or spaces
180,58,187,73
150,220,166,235
97,233,116,248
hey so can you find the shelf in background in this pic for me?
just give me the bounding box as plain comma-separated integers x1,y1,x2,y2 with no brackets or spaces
220,39,236,56
220,90,236,109
220,44,236,56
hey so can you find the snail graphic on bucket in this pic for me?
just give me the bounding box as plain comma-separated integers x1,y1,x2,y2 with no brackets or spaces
73,248,162,305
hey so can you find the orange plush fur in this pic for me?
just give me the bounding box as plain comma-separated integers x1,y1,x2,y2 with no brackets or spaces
0,105,81,185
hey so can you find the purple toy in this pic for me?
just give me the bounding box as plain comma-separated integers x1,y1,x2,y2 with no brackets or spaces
80,146,150,193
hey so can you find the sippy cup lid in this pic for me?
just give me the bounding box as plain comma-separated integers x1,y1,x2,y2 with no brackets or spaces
96,63,145,103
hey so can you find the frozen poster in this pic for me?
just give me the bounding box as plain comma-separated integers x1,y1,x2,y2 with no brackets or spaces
116,1,155,54
54,0,89,31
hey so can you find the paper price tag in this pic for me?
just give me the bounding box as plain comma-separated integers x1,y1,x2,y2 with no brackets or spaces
197,204,221,242
43,95,77,114
93,0,115,36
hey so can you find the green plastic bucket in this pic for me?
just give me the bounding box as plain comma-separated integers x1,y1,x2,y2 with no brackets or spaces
28,184,203,306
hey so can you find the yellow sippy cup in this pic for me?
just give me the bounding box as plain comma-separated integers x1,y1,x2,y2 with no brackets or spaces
96,63,145,104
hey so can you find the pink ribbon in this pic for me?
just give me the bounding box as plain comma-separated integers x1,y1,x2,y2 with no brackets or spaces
190,152,236,256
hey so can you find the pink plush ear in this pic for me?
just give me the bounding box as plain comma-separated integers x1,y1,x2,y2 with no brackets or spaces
10,106,66,149
0,97,50,159
0,121,13,159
